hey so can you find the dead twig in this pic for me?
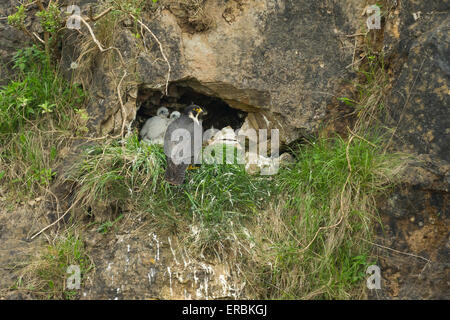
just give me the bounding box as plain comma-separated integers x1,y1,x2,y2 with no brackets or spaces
346,53,367,69
117,71,129,137
346,32,368,38
32,32,45,44
30,198,80,240
361,238,431,263
77,15,126,66
24,1,38,8
347,127,378,148
86,7,113,22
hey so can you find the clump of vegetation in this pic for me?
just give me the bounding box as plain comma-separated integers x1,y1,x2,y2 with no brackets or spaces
7,5,27,30
0,45,85,197
0,45,90,299
15,233,93,299
36,2,63,34
0,46,82,133
65,127,402,299
244,134,403,299
8,2,64,57
66,135,166,212
66,136,270,252
96,214,124,234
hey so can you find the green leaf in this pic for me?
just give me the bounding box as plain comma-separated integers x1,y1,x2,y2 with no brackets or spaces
338,97,356,106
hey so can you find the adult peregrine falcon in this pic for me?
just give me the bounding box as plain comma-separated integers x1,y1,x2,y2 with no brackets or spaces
164,105,204,185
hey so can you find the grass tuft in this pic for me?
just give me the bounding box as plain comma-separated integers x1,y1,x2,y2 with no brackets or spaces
0,46,85,198
14,233,93,300
243,134,403,299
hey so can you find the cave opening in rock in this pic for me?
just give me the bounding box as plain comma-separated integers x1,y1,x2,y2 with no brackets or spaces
135,82,247,139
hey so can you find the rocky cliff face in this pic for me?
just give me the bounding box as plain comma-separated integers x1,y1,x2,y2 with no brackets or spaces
65,0,365,144
0,0,448,300
139,0,361,143
374,0,449,299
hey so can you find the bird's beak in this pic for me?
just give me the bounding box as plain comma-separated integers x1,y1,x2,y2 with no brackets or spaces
196,108,204,124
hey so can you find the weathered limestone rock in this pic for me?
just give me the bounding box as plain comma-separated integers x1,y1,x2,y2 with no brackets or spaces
372,0,449,300
81,227,245,300
386,16,449,162
131,0,362,143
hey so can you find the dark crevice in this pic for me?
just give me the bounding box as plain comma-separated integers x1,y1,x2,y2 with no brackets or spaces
136,82,247,134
